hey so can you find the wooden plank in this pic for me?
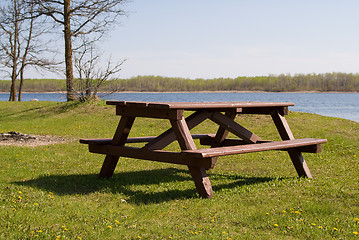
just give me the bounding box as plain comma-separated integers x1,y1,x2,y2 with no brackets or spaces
200,137,324,153
80,134,215,145
240,106,289,115
99,155,120,179
211,110,237,147
116,106,183,120
88,144,214,169
170,116,213,198
271,111,295,140
183,138,327,158
170,117,197,150
112,116,135,145
210,112,262,143
99,116,135,178
208,110,237,169
144,110,212,150
106,101,295,110
271,111,314,178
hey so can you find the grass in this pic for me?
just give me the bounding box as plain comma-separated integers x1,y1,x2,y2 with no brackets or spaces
0,101,358,239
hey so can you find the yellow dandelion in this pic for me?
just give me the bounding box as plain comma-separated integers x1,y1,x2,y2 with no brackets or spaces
333,228,338,231
353,232,359,235
282,210,286,213
34,203,39,206
355,218,359,221
295,211,301,214
274,224,279,227
36,230,42,233
318,226,323,229
114,220,120,224
311,223,316,226
18,191,22,194
265,212,269,215
107,226,112,229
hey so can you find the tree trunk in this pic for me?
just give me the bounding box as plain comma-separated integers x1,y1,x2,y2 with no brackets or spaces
9,0,19,102
18,70,24,101
9,72,17,101
64,0,76,101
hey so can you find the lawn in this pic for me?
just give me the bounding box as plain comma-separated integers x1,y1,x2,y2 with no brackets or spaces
0,101,358,239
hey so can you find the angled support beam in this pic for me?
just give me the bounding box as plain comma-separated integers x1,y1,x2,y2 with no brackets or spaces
208,110,237,169
210,112,262,143
271,111,312,178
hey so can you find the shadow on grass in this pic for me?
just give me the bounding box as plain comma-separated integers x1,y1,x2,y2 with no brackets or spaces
1,101,83,119
14,168,277,204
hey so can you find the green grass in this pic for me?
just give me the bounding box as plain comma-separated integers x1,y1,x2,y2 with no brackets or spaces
1,101,358,239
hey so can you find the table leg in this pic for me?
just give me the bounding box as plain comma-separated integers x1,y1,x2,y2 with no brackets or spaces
99,155,120,178
170,117,213,198
99,116,135,178
271,111,312,178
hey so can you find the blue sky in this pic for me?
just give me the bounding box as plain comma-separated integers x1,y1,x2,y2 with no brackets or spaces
27,0,358,80
102,0,359,79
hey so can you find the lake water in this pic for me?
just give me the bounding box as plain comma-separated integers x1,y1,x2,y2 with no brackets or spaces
1,92,358,122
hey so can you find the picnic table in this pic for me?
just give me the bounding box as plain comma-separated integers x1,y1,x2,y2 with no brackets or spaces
80,101,327,198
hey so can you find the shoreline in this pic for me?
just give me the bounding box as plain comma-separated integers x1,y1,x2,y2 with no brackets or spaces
1,90,358,94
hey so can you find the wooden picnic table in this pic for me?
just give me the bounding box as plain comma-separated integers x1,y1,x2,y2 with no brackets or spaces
80,101,327,198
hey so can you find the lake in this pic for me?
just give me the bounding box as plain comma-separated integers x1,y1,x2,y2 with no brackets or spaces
1,92,358,122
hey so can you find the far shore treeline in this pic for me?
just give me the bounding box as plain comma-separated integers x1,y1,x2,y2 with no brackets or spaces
1,72,359,93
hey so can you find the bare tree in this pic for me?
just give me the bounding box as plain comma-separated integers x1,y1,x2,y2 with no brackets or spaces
74,40,125,102
31,0,127,101
0,0,57,101
0,0,21,101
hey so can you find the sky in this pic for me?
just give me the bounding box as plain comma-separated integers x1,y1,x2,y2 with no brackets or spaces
37,0,359,79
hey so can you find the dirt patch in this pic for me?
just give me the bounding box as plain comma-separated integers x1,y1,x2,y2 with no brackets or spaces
0,131,68,147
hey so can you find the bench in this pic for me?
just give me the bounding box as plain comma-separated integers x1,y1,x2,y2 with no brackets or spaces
80,135,326,169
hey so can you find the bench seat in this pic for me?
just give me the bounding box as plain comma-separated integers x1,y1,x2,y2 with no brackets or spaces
80,137,326,169
183,138,327,158
79,134,215,145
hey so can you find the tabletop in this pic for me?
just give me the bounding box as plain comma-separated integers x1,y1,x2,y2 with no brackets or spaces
106,101,295,110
